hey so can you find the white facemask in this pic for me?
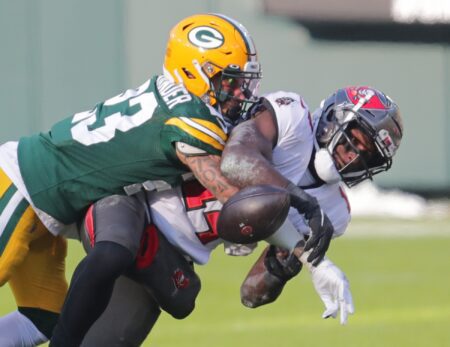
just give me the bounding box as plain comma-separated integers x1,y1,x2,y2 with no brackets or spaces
314,148,341,184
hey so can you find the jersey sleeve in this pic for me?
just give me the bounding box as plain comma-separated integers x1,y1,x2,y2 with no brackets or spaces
261,91,314,185
163,104,228,156
262,91,313,146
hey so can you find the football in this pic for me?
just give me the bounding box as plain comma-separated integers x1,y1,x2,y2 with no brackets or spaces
217,185,291,244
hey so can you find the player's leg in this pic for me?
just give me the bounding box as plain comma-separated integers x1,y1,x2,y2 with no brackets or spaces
0,169,37,288
129,225,201,319
6,231,67,346
0,168,66,346
81,276,161,347
80,223,201,346
0,311,47,347
51,194,146,347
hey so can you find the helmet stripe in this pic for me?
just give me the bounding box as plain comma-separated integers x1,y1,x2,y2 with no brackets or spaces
209,13,257,60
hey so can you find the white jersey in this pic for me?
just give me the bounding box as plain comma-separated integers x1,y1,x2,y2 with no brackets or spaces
148,181,222,264
148,91,351,264
264,91,314,184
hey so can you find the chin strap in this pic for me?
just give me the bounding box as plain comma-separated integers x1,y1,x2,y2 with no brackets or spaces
314,148,341,184
310,109,342,185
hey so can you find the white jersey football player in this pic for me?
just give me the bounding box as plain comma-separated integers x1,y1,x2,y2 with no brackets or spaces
150,90,351,263
147,90,353,322
81,86,402,346
221,85,402,322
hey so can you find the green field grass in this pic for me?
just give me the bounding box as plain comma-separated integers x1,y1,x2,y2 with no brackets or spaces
1,217,450,347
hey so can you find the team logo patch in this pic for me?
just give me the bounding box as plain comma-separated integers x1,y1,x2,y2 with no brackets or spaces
346,87,386,110
275,97,295,106
188,26,224,49
172,268,190,289
239,223,254,237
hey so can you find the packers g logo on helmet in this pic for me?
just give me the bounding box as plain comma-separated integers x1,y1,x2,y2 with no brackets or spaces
188,26,224,49
163,13,261,118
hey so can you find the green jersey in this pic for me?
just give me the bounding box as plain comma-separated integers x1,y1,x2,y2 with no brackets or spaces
18,75,228,224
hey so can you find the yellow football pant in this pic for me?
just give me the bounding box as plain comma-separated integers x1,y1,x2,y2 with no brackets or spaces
0,168,68,313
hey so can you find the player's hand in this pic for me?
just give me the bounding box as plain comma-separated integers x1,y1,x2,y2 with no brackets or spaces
311,258,354,325
286,182,334,265
304,208,334,266
224,242,257,256
264,245,303,282
240,245,302,308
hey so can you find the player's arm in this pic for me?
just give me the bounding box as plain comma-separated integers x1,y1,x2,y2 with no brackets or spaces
240,244,302,308
176,149,238,204
221,108,334,265
220,109,288,188
241,244,354,325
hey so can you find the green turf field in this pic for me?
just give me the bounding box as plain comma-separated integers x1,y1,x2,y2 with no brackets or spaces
1,217,450,347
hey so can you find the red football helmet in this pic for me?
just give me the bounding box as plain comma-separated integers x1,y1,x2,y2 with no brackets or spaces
315,86,403,187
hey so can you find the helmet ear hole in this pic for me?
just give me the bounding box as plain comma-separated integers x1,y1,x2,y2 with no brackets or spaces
326,109,335,121
182,68,196,79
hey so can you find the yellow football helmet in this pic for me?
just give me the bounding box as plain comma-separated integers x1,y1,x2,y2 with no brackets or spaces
164,13,262,120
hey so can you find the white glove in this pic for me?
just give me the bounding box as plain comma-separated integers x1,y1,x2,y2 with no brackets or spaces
224,242,257,256
310,258,354,325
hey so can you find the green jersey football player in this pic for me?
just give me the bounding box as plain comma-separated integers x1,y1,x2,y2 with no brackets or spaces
0,13,261,346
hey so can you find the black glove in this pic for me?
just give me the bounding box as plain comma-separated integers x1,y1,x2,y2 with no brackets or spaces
286,182,334,266
264,245,302,281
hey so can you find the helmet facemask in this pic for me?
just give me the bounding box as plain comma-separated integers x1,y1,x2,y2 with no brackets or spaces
317,103,394,187
329,119,391,186
209,63,261,123
315,86,403,187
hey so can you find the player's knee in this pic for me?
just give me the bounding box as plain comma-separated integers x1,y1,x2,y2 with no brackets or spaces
162,273,201,319
131,229,202,319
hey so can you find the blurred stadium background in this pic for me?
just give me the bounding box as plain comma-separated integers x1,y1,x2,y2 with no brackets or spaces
0,0,449,346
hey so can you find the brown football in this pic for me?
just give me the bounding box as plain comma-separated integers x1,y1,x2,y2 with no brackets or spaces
217,185,290,244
